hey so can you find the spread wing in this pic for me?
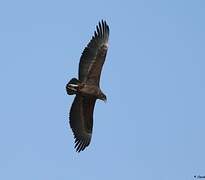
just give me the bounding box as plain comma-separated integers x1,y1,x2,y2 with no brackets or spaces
69,95,96,152
79,20,109,86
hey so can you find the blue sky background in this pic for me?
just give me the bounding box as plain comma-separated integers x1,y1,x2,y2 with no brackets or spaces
0,0,205,179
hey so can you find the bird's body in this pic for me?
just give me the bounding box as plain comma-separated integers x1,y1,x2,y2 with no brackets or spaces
66,20,109,152
67,78,106,100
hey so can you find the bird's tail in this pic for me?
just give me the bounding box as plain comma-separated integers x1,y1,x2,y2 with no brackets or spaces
66,78,81,95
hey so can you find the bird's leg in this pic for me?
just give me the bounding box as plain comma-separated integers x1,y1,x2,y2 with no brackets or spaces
68,84,78,87
68,82,86,91
67,84,78,91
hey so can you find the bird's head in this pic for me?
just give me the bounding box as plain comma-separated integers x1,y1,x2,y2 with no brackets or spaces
98,92,107,102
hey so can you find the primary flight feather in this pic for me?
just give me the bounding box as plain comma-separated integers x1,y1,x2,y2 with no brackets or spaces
66,20,109,152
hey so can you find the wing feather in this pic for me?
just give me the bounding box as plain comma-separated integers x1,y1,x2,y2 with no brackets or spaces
79,20,109,85
69,95,96,152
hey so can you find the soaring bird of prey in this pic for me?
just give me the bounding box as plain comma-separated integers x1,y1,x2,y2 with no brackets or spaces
66,20,109,152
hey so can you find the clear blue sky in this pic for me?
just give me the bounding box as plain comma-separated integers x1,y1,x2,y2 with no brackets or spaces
0,0,205,180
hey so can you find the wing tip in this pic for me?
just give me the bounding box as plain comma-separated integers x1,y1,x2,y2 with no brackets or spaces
94,19,109,39
74,136,91,153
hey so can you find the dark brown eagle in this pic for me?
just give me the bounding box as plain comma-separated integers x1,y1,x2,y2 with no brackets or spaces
66,20,109,152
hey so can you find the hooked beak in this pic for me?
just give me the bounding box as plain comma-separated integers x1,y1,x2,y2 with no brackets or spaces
99,92,107,102
102,96,107,103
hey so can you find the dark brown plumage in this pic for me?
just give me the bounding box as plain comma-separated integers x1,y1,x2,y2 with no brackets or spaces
66,20,109,152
